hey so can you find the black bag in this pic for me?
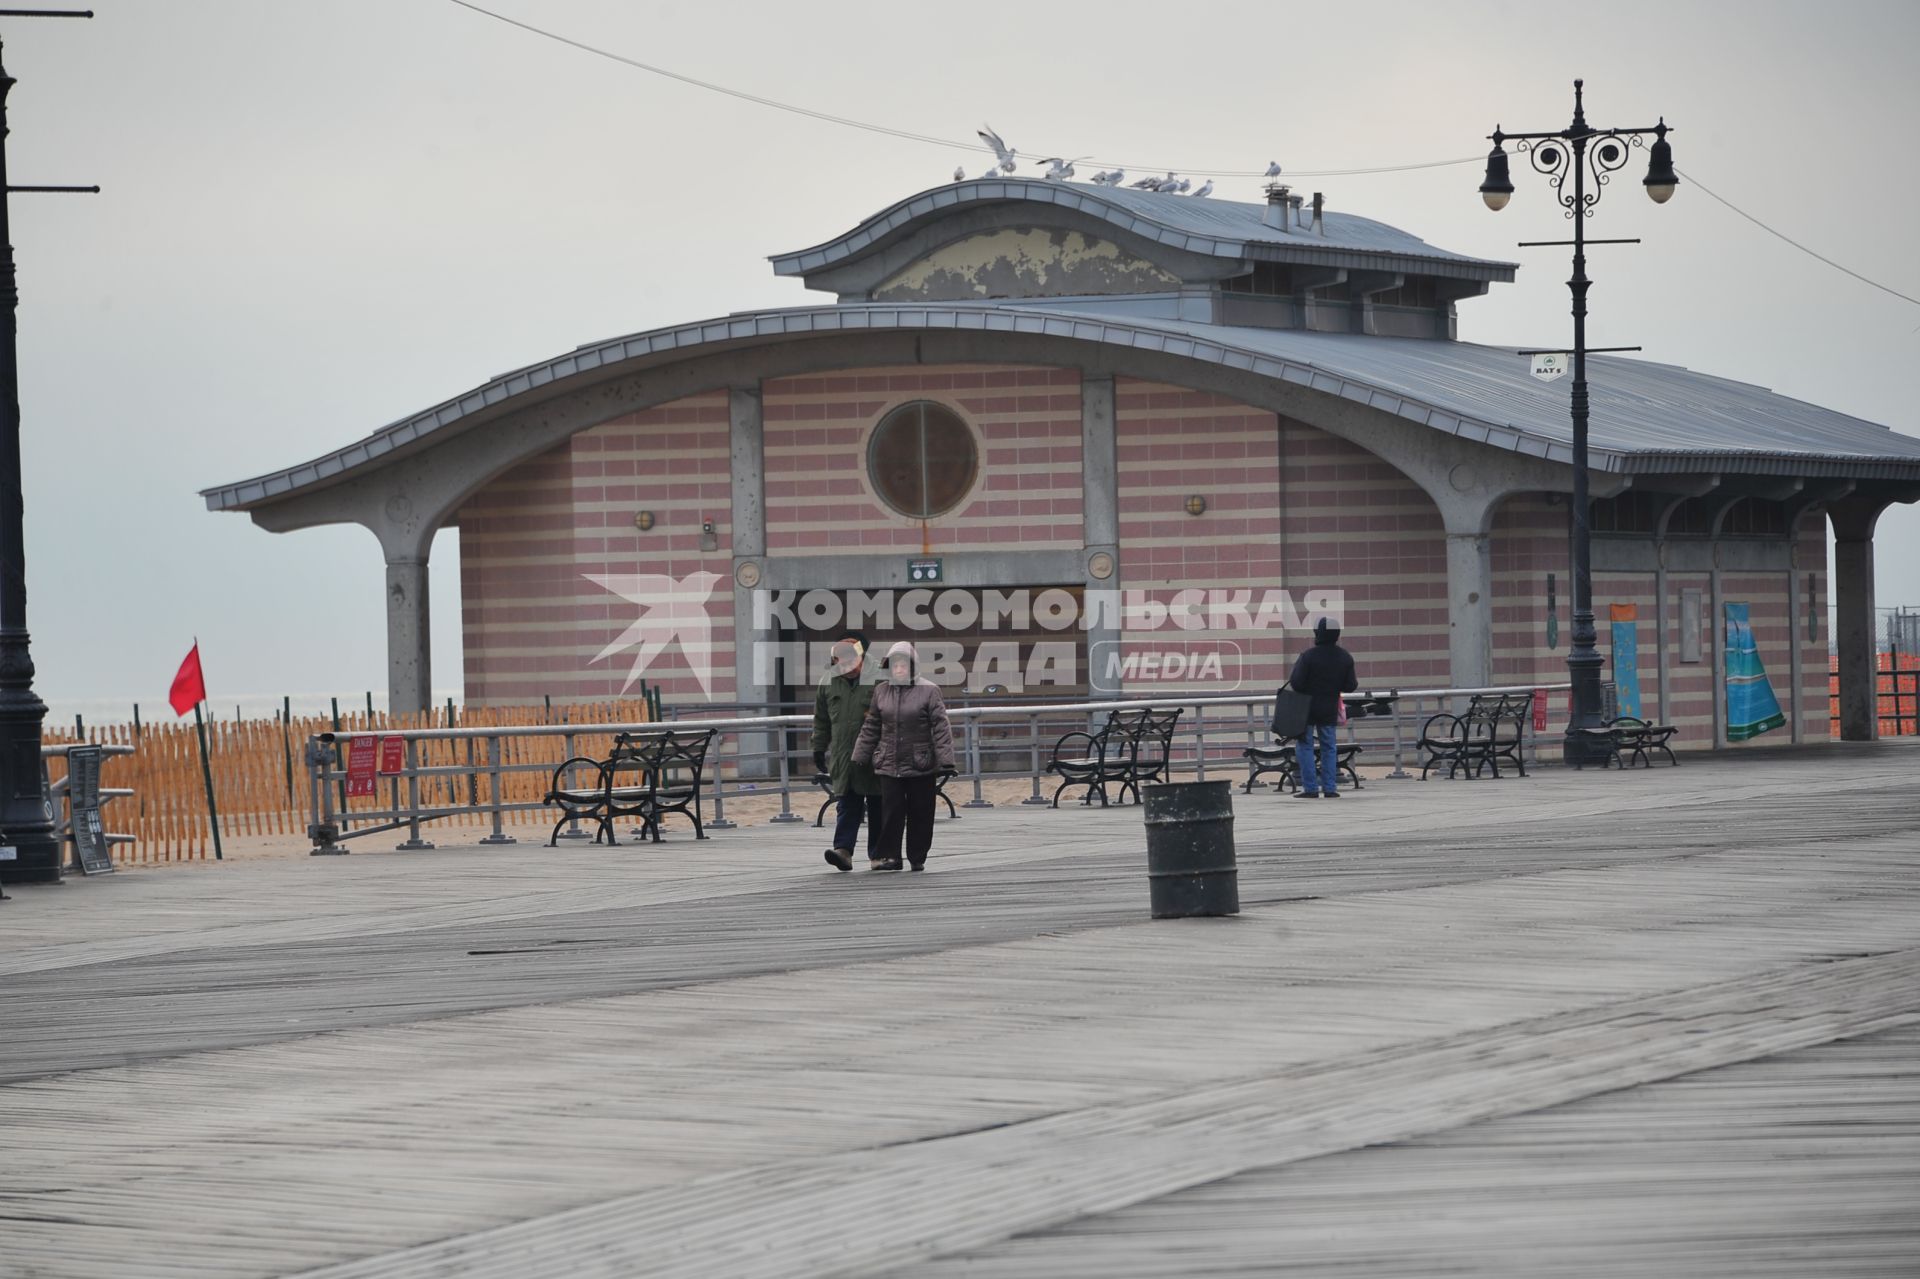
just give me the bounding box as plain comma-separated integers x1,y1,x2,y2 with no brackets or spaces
1271,685,1312,740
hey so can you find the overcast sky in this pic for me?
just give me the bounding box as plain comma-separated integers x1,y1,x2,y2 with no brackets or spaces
12,0,1919,720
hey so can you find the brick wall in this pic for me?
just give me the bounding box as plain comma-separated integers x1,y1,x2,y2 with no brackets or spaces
458,391,735,706
762,365,1083,553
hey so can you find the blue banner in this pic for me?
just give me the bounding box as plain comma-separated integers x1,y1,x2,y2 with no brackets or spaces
1724,602,1786,741
1610,617,1641,718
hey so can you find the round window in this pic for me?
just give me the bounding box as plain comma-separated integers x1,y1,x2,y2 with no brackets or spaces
866,401,980,519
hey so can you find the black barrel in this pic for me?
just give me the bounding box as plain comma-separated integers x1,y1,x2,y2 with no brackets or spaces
1142,780,1239,918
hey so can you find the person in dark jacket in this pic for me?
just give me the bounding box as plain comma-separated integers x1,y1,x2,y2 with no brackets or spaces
811,631,881,871
1288,617,1358,798
851,641,956,871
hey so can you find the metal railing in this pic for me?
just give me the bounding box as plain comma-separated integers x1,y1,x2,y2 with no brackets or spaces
301,684,1570,854
41,742,138,867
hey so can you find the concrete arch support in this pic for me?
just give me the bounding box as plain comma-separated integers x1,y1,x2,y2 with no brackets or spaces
1444,524,1494,693
386,557,431,716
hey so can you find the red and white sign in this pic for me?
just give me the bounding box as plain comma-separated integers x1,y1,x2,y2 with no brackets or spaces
345,737,380,797
378,736,406,775
1532,688,1549,733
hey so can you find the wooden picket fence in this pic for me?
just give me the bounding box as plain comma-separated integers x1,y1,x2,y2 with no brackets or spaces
42,700,656,864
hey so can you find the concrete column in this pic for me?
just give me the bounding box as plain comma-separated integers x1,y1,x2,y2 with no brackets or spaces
729,386,767,558
1081,376,1122,696
1787,552,1804,745
1654,558,1670,724
1830,498,1886,742
386,557,431,715
1444,526,1494,692
728,385,778,772
1710,565,1726,748
1080,376,1118,547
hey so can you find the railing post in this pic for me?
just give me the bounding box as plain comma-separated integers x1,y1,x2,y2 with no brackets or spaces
708,733,736,830
1193,701,1207,782
770,722,803,823
1243,700,1265,789
1022,710,1048,804
963,714,992,808
309,738,347,855
479,733,516,844
1387,691,1411,779
558,731,590,839
397,737,434,850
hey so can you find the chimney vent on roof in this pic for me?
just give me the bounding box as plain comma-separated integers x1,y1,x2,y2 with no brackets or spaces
1311,191,1324,235
1264,183,1290,230
1289,194,1304,229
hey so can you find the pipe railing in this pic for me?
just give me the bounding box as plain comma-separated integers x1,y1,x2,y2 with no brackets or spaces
301,684,1569,854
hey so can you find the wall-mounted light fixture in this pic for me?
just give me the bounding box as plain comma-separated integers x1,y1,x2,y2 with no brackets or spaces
1184,495,1208,517
699,518,719,553
633,510,655,531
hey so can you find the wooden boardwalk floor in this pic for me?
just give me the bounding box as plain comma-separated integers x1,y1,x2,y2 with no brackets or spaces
1,741,1916,1277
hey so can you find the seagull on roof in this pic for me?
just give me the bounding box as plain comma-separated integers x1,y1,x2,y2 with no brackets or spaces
1130,174,1163,190
1103,168,1124,187
1264,161,1283,177
1191,179,1214,197
1041,157,1068,180
953,166,966,182
978,124,1017,173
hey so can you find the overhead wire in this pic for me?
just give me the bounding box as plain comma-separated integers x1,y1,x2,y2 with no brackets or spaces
442,0,1478,180
445,0,1919,311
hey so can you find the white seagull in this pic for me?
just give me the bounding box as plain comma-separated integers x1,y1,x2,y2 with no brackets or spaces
1264,161,1283,177
978,124,1017,173
1041,157,1068,180
1191,179,1214,197
1104,168,1125,187
953,166,966,182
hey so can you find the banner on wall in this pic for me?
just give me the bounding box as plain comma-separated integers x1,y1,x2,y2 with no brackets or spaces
1724,602,1786,741
1608,603,1641,719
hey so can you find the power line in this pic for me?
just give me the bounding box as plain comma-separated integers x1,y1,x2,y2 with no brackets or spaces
444,2,1920,312
442,0,1480,180
1676,167,1920,311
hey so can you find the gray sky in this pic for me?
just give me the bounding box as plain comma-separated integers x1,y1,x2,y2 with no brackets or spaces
13,0,1919,720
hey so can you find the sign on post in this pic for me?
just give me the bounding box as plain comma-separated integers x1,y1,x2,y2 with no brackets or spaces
1530,352,1568,382
66,745,115,876
346,736,379,797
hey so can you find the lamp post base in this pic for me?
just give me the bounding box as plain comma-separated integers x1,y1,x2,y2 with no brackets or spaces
1561,724,1616,770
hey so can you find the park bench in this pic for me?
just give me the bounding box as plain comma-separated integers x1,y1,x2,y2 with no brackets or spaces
1418,693,1532,780
810,768,959,825
1043,707,1183,808
542,727,715,846
1588,715,1680,769
1240,693,1391,793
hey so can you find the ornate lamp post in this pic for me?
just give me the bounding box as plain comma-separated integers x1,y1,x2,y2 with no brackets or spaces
0,8,93,889
1479,79,1677,767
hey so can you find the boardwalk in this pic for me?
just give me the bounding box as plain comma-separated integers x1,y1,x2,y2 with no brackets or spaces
2,741,1917,1277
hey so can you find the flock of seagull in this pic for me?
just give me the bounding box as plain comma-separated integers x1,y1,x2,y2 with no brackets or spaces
954,125,1283,198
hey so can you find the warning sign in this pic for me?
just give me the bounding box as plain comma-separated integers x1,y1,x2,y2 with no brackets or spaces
346,737,379,797
378,735,406,775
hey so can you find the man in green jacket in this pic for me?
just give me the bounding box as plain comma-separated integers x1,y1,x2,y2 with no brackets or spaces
812,630,881,871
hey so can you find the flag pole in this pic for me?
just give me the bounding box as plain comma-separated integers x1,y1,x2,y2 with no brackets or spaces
191,701,224,861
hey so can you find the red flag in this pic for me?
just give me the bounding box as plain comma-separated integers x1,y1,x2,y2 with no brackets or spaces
169,643,207,716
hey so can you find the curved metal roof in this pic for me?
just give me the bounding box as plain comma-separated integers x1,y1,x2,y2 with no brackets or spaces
201,302,1920,512
768,178,1518,284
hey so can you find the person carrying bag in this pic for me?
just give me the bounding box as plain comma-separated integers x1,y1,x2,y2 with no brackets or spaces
1286,617,1358,799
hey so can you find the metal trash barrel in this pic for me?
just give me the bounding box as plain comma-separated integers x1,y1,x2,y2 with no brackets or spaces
1142,780,1239,918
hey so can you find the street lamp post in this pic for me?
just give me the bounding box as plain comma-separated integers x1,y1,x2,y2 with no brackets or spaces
1479,79,1678,768
0,8,93,889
